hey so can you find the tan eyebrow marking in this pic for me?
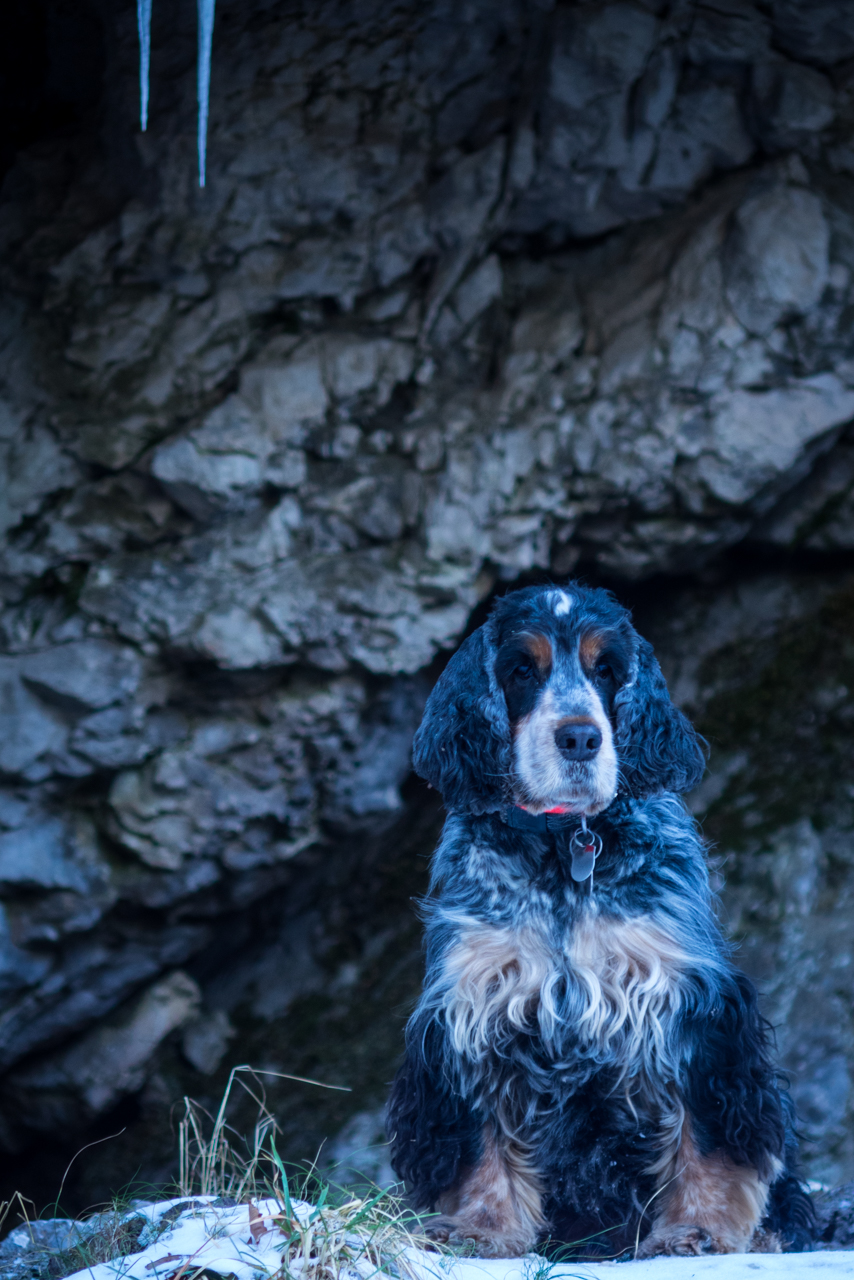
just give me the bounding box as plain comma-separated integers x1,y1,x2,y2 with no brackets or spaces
579,630,607,671
520,632,553,675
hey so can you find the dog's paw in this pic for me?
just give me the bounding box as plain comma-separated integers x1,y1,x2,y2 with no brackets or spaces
424,1216,455,1244
423,1217,528,1258
424,1217,480,1254
749,1228,782,1254
637,1225,714,1257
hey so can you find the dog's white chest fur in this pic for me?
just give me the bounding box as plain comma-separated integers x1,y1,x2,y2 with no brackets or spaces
442,912,687,1076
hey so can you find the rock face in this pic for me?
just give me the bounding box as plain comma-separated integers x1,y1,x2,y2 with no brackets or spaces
2,0,854,1205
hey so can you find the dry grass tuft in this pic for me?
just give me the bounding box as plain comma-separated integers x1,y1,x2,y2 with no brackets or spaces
177,1065,441,1280
1,1066,443,1280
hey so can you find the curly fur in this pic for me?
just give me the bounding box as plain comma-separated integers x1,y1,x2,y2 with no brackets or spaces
389,582,814,1258
614,636,707,797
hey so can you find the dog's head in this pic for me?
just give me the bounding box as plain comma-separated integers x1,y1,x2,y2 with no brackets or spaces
413,583,705,815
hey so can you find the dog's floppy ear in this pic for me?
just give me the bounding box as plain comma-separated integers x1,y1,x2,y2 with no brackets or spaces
614,637,706,797
412,623,510,814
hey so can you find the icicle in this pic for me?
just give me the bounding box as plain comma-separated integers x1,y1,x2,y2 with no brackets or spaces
137,0,152,130
197,0,216,187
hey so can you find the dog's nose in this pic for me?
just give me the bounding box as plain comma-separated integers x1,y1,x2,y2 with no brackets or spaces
555,722,602,760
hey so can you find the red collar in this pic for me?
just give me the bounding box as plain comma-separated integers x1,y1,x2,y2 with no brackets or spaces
517,804,573,815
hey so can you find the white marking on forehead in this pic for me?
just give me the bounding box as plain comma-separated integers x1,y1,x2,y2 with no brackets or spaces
550,590,573,617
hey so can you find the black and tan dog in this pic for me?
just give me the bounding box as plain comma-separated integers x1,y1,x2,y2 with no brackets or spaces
387,582,813,1258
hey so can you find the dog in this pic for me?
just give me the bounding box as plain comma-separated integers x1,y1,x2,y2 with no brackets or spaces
387,582,814,1258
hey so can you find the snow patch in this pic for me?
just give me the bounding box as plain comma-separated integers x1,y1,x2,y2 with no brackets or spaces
58,1198,853,1280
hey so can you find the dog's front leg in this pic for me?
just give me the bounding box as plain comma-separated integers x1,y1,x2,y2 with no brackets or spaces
427,1124,545,1258
639,969,795,1257
637,1116,780,1257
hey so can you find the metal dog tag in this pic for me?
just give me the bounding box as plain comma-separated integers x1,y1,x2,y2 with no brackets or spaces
568,826,601,883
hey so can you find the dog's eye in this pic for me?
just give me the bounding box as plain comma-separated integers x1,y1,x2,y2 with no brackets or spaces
514,661,536,681
594,659,613,680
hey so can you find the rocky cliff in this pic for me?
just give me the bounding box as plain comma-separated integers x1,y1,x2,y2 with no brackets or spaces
2,0,854,1208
